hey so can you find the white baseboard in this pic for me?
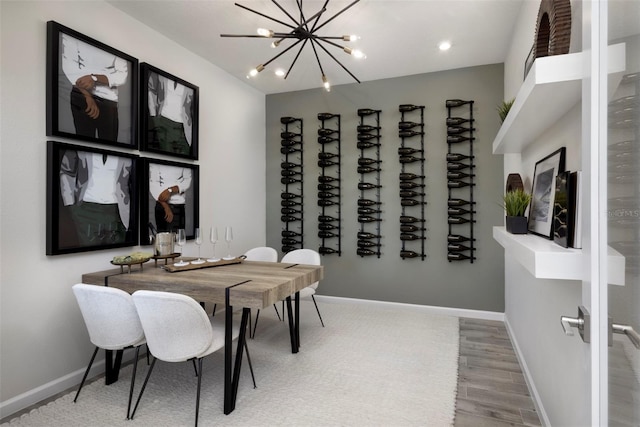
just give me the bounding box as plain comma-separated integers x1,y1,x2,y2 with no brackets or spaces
315,295,505,321
504,314,550,427
0,350,138,421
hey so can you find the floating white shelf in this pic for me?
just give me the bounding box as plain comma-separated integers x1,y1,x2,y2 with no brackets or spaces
493,226,625,286
492,43,627,154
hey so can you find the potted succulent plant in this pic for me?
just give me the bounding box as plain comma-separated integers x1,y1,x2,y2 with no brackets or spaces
497,98,515,123
503,188,531,234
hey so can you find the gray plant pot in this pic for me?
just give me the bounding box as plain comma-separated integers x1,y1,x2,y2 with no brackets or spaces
506,216,528,234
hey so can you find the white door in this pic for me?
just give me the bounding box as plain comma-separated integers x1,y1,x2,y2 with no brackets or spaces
605,1,640,425
578,0,640,425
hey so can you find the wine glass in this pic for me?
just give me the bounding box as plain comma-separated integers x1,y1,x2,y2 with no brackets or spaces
223,226,234,260
207,227,220,262
174,229,189,266
191,228,205,264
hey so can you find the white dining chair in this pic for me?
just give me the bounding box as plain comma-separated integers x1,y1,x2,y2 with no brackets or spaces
243,247,281,336
281,249,324,327
130,290,255,426
71,283,146,420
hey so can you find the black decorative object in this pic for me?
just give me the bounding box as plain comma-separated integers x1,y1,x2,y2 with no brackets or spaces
46,141,139,255
280,116,303,253
317,113,341,256
397,104,426,260
528,147,566,239
357,108,382,257
445,99,476,262
506,216,528,234
506,173,524,192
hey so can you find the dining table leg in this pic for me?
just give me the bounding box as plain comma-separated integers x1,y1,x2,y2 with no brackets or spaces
104,349,123,385
285,291,300,354
223,289,251,415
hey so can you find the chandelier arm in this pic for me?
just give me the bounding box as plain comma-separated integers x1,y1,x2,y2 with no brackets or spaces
234,2,297,30
221,34,281,38
309,0,331,33
314,38,361,83
262,38,305,68
309,38,326,76
271,0,303,27
315,37,346,50
284,39,309,79
313,0,361,33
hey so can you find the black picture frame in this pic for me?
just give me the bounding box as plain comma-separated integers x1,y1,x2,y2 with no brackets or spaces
46,141,139,255
140,158,199,245
46,21,138,148
140,63,199,160
528,147,566,239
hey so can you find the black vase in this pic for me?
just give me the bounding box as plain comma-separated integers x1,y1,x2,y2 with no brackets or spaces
506,216,528,234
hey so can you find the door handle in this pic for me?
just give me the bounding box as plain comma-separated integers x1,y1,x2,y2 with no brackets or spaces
560,305,590,343
611,323,640,349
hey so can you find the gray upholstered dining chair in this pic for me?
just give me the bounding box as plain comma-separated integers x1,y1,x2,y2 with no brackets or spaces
71,283,146,420
281,248,325,327
130,290,255,426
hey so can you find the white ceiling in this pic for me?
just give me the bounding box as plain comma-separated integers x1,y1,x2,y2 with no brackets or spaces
108,0,525,94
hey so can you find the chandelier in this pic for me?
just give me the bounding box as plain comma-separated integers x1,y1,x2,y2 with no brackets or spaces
220,0,366,91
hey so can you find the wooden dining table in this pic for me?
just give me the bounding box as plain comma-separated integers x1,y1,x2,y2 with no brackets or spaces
81,258,323,414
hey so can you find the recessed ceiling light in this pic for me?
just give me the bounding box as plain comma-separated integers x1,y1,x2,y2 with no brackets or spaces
439,41,451,51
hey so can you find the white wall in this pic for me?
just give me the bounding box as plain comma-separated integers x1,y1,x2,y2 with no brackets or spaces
501,1,589,425
0,1,265,415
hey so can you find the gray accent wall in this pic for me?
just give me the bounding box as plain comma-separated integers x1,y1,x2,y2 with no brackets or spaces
266,64,505,312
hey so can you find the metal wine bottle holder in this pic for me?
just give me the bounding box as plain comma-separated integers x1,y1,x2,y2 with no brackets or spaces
445,99,477,262
317,113,342,256
356,108,382,257
398,104,426,260
280,116,303,253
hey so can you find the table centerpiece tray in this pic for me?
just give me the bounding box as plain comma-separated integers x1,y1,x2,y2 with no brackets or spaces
163,256,246,273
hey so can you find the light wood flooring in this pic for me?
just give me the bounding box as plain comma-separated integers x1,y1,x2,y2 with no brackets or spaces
454,317,541,427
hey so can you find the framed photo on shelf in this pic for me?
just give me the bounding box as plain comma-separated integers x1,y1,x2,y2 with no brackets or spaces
46,141,139,255
140,158,199,246
140,63,199,160
46,21,138,148
528,147,566,239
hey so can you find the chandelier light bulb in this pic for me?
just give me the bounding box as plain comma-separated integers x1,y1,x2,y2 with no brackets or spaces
257,28,274,37
439,41,452,51
343,34,359,42
352,49,366,59
248,64,265,78
275,69,285,77
322,75,331,92
270,39,282,48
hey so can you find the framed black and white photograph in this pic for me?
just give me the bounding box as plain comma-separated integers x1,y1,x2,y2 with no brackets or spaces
46,21,138,148
528,147,566,239
140,158,199,245
140,63,199,160
46,141,139,255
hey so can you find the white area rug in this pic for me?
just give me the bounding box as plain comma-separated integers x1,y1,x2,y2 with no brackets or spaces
3,299,459,426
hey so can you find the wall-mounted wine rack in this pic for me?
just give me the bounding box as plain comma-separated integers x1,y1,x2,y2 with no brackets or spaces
317,112,342,256
445,99,477,263
280,116,303,254
398,104,426,260
356,108,382,257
